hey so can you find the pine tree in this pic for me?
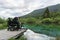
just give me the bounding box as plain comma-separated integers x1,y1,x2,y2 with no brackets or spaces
43,7,50,18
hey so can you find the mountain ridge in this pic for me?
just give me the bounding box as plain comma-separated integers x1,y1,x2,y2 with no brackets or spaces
21,4,60,18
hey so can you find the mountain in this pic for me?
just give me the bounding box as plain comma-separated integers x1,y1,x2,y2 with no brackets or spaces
21,4,60,18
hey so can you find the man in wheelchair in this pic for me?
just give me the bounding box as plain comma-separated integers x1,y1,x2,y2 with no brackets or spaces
7,17,22,31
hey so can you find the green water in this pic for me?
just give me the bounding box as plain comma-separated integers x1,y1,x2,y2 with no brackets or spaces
23,24,60,37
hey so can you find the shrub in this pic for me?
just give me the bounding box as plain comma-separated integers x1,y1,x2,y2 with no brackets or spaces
53,18,60,24
0,22,7,29
20,17,37,24
41,18,53,24
0,18,6,24
35,20,42,25
26,18,36,24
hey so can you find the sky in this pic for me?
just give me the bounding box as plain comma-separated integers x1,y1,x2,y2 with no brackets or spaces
0,0,60,18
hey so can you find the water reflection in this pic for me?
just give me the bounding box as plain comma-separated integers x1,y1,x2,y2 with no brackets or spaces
23,24,60,37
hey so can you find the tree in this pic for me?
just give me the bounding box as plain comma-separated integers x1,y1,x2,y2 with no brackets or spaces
43,7,50,18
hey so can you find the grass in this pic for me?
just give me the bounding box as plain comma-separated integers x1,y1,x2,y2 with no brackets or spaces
9,35,27,40
56,36,60,40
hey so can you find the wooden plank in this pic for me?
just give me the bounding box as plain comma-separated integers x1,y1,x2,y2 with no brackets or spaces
0,29,27,40
13,28,27,39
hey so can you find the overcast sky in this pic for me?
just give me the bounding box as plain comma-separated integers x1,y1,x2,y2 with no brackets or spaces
0,0,60,18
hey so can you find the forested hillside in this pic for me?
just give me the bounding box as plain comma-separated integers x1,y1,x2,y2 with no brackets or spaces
20,4,60,25
21,4,60,18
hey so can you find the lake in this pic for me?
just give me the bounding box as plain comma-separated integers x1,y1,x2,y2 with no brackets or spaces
23,24,60,37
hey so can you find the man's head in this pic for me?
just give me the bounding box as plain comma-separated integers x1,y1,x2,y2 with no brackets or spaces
14,17,18,20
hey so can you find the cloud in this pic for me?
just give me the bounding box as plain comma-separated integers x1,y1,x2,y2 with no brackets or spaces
0,0,60,18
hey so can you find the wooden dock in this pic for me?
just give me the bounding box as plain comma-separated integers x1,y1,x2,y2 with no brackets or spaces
0,29,27,40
